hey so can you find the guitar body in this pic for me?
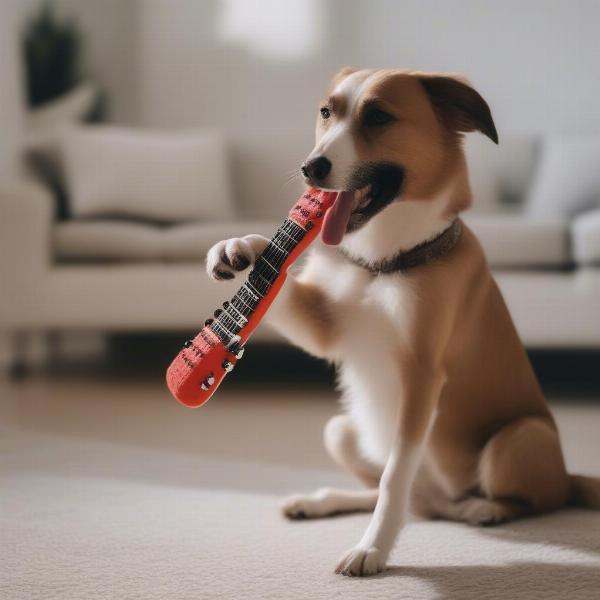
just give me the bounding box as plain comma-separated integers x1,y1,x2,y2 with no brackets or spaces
166,188,337,408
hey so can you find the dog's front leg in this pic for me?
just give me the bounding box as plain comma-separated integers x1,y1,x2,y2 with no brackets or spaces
335,363,444,577
266,275,335,358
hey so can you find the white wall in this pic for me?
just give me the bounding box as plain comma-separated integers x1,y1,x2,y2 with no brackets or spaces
356,0,600,135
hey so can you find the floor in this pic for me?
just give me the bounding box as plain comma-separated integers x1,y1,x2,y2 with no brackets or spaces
1,366,600,599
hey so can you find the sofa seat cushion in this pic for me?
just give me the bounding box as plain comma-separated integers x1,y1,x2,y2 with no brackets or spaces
53,220,280,262
572,209,600,266
463,213,569,268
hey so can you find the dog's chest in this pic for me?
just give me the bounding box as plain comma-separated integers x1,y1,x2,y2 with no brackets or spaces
335,269,415,350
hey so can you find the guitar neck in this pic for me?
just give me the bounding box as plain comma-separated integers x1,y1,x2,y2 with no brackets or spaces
208,204,323,350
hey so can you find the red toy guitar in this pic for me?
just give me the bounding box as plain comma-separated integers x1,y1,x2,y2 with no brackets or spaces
166,188,338,408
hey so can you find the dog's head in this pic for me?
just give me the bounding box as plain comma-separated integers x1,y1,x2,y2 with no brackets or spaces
302,68,497,246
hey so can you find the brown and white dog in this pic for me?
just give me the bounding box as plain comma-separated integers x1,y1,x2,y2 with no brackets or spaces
206,68,600,576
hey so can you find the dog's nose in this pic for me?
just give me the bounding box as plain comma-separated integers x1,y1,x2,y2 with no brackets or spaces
301,156,332,183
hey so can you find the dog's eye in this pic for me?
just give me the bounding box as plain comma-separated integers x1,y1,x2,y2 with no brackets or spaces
320,107,331,120
364,108,394,127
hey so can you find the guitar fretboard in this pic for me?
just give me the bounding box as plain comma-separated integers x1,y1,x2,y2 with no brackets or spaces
208,218,307,347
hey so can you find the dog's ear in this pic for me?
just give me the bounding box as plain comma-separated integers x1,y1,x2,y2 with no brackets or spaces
417,74,498,144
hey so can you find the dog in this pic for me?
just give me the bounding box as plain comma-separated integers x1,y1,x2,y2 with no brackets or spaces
206,68,600,576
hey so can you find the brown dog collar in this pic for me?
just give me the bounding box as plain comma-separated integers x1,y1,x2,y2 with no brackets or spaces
338,218,463,275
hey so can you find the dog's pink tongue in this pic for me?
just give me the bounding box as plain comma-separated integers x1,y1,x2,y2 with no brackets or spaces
321,191,355,246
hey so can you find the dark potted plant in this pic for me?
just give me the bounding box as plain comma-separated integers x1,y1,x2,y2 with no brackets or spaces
22,0,82,108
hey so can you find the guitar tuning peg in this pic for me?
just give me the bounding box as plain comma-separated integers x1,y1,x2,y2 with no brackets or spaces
222,359,234,373
228,341,244,358
214,308,222,318
205,318,214,326
200,372,215,390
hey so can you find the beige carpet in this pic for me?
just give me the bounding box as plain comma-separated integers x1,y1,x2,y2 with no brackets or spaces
1,374,600,599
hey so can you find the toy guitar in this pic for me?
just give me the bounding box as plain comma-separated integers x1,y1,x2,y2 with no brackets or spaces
166,188,338,408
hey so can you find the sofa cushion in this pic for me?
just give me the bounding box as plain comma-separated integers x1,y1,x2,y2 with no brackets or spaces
463,135,538,213
572,209,600,266
61,126,234,223
53,220,280,263
463,212,569,268
526,136,600,218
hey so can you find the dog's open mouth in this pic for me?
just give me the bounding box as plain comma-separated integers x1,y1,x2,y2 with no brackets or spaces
321,162,405,246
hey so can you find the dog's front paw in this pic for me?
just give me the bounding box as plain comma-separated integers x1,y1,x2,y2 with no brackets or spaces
335,546,386,577
281,488,335,519
206,235,268,281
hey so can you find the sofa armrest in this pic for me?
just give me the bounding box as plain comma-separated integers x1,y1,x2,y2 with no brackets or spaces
572,207,600,266
0,179,53,328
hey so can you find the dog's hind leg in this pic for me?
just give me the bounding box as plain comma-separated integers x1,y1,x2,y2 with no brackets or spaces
281,415,381,519
422,494,528,526
408,464,526,525
417,416,569,526
323,414,381,488
478,415,570,515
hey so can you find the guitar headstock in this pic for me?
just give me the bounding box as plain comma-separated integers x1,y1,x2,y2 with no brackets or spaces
288,188,337,229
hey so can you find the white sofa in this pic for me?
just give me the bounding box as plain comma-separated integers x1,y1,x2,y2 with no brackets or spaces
1,133,599,375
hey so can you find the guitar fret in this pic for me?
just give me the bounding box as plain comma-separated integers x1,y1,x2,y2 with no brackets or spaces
283,221,302,239
227,301,248,323
210,320,233,344
276,222,303,247
278,227,297,245
268,239,288,259
218,312,240,335
258,248,281,273
249,270,271,294
254,260,277,284
236,288,257,312
270,237,293,256
231,296,252,318
284,219,306,239
244,281,263,301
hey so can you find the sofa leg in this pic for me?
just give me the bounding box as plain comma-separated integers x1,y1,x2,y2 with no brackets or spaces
8,331,30,380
